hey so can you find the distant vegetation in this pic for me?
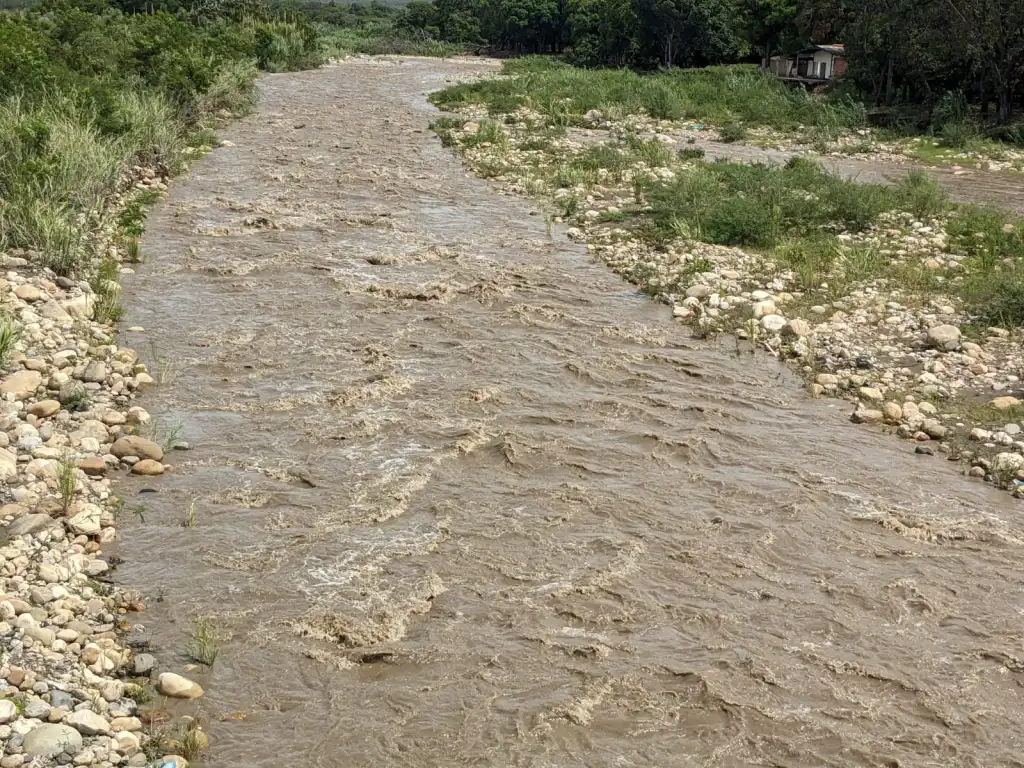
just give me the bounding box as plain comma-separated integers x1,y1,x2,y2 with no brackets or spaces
403,0,1024,139
436,57,867,139
307,0,463,56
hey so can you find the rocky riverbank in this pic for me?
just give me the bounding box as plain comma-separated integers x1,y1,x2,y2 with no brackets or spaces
0,168,205,767
432,104,1024,496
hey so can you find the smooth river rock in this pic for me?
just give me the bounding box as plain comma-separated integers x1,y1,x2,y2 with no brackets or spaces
131,459,165,476
925,324,961,350
110,435,164,461
27,399,61,418
990,396,1021,410
65,709,111,735
6,513,59,538
0,370,42,400
22,723,83,757
157,672,204,699
67,504,103,536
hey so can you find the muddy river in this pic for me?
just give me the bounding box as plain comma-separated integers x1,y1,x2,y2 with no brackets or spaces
119,58,1024,767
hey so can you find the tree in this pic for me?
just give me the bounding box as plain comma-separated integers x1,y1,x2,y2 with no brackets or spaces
740,0,797,68
634,0,745,67
567,0,638,65
944,0,1024,123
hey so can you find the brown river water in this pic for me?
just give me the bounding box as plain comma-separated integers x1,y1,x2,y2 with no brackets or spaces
118,57,1024,767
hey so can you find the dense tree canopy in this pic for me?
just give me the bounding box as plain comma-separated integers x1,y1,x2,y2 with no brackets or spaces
391,0,1024,126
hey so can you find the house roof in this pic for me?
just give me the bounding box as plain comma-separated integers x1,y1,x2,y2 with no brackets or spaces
770,43,845,61
809,44,845,56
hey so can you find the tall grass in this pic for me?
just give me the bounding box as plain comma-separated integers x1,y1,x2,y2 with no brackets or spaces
0,95,124,274
193,58,259,121
252,19,323,72
0,320,19,370
433,59,868,136
0,92,192,275
0,4,320,278
186,616,220,667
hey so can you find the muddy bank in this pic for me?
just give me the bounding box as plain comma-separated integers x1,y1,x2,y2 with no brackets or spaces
120,57,1024,767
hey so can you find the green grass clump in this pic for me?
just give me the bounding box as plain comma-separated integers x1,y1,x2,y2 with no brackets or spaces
0,320,19,370
56,454,78,515
318,23,463,58
945,205,1024,326
0,96,123,274
718,122,747,143
90,257,124,324
186,616,220,667
640,157,948,250
124,683,152,705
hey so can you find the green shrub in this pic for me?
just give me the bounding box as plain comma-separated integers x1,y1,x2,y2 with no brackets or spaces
717,121,747,143
894,169,948,220
641,81,683,120
939,120,979,149
962,271,1024,328
947,205,1024,267
643,155,933,250
0,0,324,279
253,19,322,72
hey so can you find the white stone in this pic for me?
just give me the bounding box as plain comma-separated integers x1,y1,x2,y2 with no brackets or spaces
0,700,16,724
157,672,204,699
65,709,110,736
926,324,961,350
68,504,103,535
0,448,17,481
23,724,83,757
993,452,1024,474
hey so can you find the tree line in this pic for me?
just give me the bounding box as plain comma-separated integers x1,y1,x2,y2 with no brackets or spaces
387,0,1024,125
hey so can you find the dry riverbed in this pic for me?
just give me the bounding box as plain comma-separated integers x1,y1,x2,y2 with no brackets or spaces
0,166,206,767
432,101,1024,495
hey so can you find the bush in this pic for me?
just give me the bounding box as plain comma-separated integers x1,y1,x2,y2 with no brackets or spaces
641,154,953,250
962,268,1024,328
895,169,948,220
717,121,747,143
0,0,323,277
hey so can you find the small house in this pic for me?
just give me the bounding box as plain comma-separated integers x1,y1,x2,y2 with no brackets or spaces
768,44,846,83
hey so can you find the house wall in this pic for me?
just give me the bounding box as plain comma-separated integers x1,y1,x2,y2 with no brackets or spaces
812,50,833,79
769,51,846,80
769,56,795,76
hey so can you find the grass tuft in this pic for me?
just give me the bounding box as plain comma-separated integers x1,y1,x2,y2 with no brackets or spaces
0,320,19,370
56,454,78,515
186,616,220,667
182,498,198,528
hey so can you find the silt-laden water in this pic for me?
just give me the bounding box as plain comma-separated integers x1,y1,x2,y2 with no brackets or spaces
118,57,1024,767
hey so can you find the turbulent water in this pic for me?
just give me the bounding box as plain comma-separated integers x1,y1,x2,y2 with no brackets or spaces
118,57,1024,767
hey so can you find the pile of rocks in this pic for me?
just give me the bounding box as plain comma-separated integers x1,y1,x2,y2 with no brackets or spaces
0,179,204,765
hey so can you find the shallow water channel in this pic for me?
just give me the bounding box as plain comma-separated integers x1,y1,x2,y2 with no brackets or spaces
117,57,1024,767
